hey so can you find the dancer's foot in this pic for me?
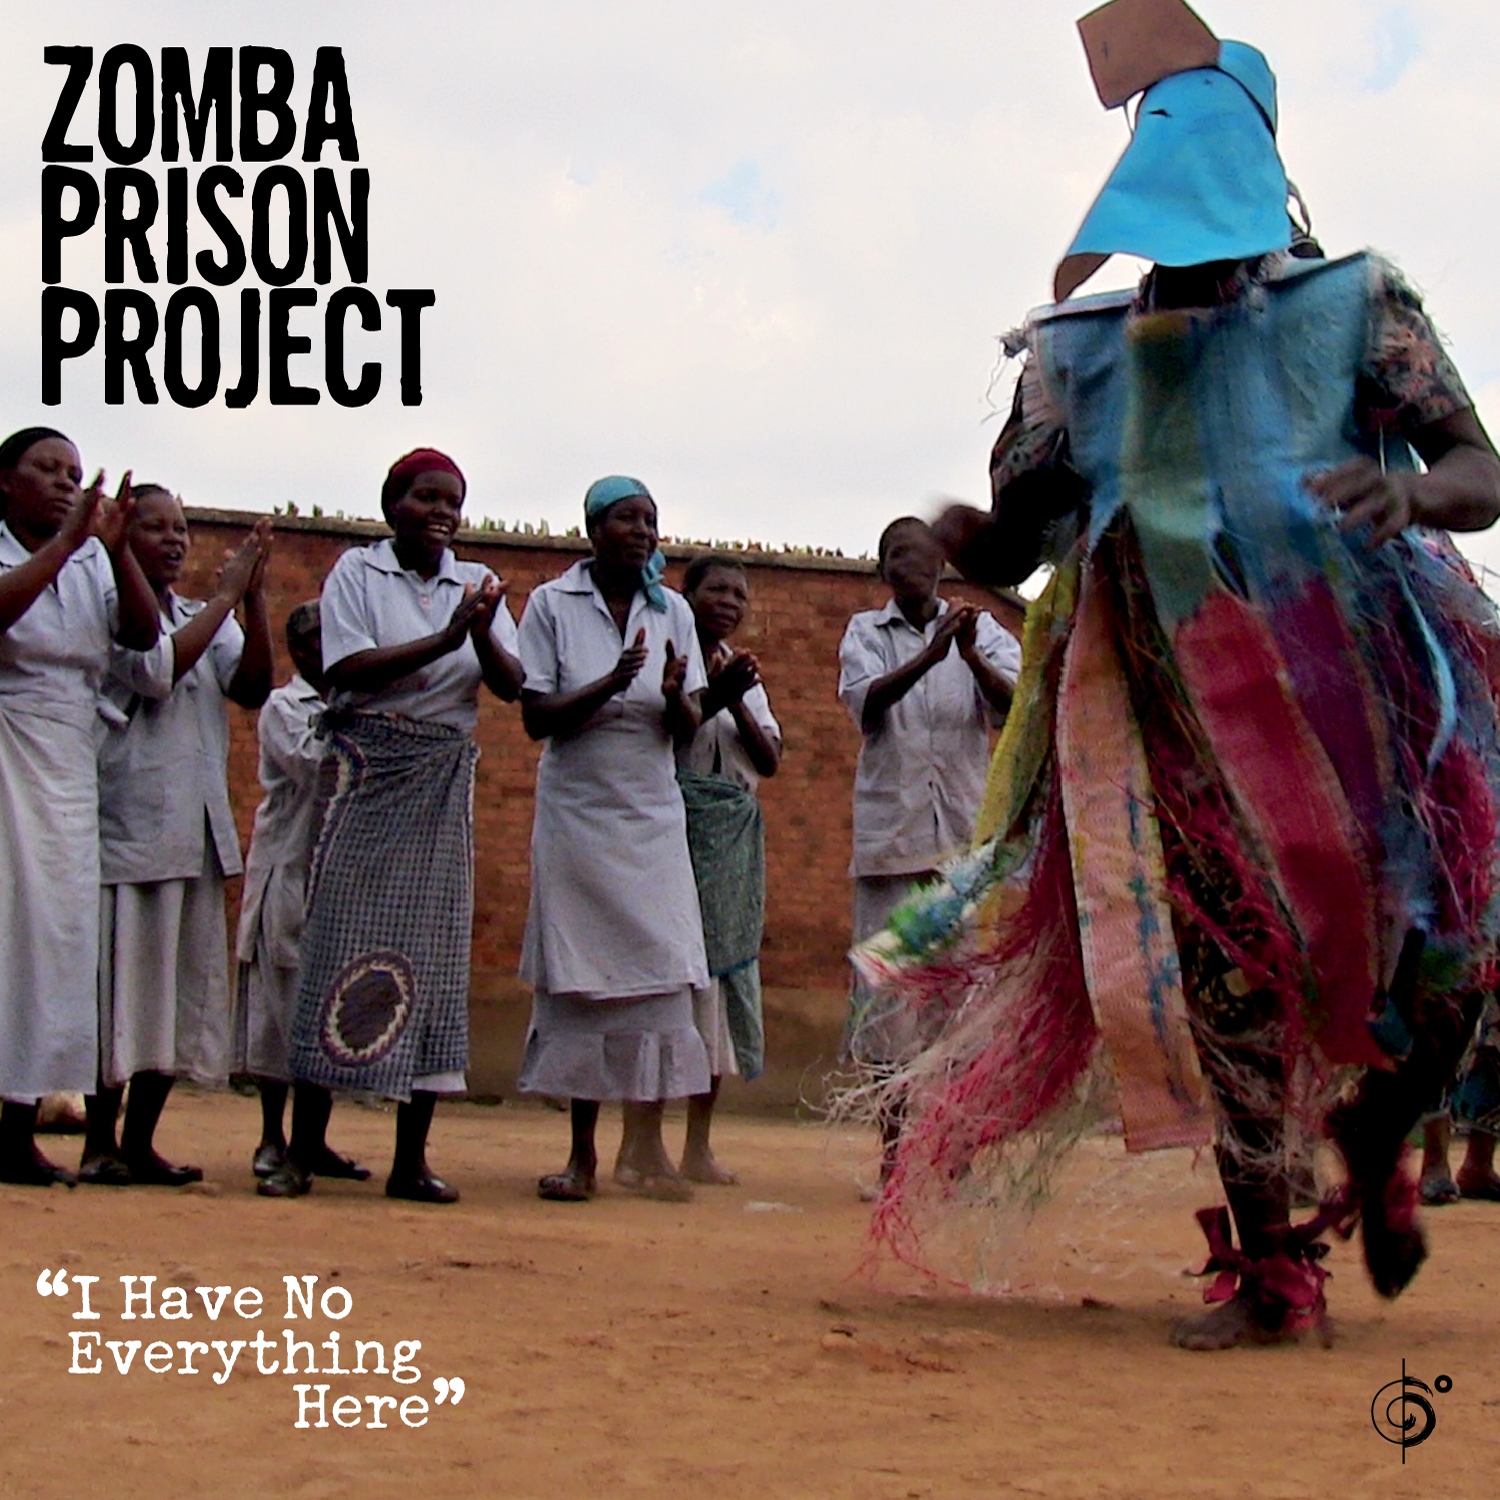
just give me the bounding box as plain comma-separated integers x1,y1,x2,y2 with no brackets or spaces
1169,1294,1320,1351
1363,1171,1427,1299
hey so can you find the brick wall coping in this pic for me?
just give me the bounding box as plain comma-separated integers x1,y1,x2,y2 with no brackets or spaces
183,507,882,576
184,508,1031,611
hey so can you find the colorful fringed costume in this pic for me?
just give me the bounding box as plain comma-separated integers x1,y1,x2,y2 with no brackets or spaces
846,0,1500,1338
860,245,1500,1317
860,251,1500,1314
852,0,1500,1338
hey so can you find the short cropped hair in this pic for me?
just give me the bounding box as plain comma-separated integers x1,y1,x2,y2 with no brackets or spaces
285,599,321,652
876,515,934,568
682,553,747,595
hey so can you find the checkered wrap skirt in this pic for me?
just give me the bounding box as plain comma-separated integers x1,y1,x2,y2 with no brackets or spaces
289,712,477,1099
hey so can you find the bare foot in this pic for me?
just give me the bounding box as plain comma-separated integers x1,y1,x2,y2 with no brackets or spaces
626,1172,694,1203
680,1149,739,1186
1420,1171,1461,1205
614,1150,693,1200
36,1093,87,1133
1456,1170,1500,1202
1168,1295,1318,1351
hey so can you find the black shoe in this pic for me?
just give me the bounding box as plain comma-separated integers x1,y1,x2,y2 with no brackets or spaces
310,1148,372,1181
385,1171,459,1203
257,1160,313,1198
78,1153,133,1187
252,1143,286,1179
126,1154,203,1188
0,1155,77,1188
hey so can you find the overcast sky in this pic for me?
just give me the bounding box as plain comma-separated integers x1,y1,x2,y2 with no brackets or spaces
5,0,1499,575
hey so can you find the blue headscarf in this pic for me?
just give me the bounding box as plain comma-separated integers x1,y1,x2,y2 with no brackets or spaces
583,475,668,612
1055,41,1290,300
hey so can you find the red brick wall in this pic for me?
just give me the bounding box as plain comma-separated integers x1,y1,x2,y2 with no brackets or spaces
184,509,1021,1100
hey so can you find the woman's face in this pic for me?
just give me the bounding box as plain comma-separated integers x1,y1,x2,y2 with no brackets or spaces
128,489,189,590
590,494,659,572
1,437,82,543
388,470,464,565
687,564,748,643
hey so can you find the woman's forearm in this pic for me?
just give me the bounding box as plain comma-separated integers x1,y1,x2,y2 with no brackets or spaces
326,627,461,695
728,699,781,777
473,627,523,702
521,675,625,740
227,587,274,708
663,687,702,747
169,596,234,683
109,542,160,650
0,535,73,635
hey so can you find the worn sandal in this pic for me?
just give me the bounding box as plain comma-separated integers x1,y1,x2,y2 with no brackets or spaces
310,1148,372,1181
537,1170,594,1202
78,1154,133,1187
386,1171,459,1204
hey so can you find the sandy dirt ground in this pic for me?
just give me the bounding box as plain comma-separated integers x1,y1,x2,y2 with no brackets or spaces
4,1089,1499,1500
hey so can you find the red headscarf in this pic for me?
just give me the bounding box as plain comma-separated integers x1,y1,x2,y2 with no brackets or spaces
381,448,466,514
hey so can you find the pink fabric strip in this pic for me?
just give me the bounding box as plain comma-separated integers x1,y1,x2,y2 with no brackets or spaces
1058,569,1212,1151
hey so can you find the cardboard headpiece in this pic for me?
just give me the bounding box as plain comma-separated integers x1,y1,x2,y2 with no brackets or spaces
1077,0,1219,109
1054,0,1291,301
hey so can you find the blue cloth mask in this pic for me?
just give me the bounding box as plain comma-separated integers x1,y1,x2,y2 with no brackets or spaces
1055,42,1290,300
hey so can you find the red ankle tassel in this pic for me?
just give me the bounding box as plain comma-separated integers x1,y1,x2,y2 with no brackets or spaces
1191,1206,1331,1331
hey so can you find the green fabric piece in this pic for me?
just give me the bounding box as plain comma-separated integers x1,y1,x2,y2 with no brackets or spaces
720,960,765,1082
678,769,766,1079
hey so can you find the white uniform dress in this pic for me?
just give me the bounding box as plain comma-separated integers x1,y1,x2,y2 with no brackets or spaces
320,538,518,735
0,525,120,1102
837,597,1021,1061
233,675,325,1080
516,560,713,1102
96,594,245,1087
675,646,781,1076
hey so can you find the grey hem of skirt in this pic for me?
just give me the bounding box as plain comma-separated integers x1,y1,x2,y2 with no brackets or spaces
517,988,711,1102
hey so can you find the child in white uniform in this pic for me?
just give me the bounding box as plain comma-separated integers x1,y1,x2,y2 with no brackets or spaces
234,601,371,1184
